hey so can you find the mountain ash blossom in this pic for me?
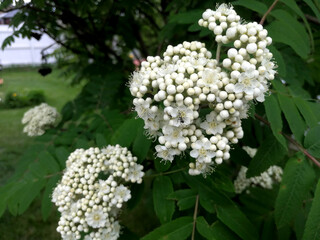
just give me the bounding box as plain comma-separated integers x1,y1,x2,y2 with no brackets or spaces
22,103,60,136
52,145,144,240
128,3,276,176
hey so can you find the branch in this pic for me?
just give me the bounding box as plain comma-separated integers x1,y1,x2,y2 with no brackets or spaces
191,195,199,240
260,0,279,25
143,167,187,178
305,14,320,25
254,113,320,168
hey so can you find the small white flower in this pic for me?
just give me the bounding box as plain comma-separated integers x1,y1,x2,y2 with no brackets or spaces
202,69,220,87
190,139,215,163
86,208,108,228
235,69,259,95
200,111,226,135
162,126,185,145
165,105,194,127
155,145,180,162
114,185,131,203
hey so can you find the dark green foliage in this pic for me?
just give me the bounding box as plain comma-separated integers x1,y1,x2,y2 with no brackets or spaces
0,0,320,239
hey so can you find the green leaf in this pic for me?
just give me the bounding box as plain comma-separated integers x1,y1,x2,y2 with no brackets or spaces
211,221,240,240
266,9,310,59
188,23,201,32
304,126,320,157
18,178,47,214
95,133,107,148
74,138,90,149
132,122,151,162
154,159,171,172
275,154,315,228
247,134,286,177
196,216,216,240
38,151,60,173
264,94,287,149
141,216,193,240
303,0,320,20
41,175,60,221
307,142,320,158
273,81,306,144
302,179,320,240
153,176,175,223
305,126,320,149
233,0,267,14
216,203,258,240
261,214,277,240
111,118,141,147
55,147,69,169
168,189,197,211
279,0,314,52
269,46,286,77
294,97,318,128
169,10,202,24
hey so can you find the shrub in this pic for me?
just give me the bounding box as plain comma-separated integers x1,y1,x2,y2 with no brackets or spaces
3,90,46,109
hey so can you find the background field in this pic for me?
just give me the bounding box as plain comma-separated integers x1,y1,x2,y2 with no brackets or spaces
0,67,82,239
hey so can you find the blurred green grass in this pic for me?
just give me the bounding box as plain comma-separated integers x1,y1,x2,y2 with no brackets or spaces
0,67,82,240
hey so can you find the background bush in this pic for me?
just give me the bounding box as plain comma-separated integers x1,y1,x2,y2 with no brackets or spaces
3,90,45,109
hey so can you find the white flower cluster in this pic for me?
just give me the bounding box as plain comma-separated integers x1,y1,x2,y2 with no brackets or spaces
128,4,276,176
52,145,144,240
21,103,60,136
234,146,283,194
234,165,283,194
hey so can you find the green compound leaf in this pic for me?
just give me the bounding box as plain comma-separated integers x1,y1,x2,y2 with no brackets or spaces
275,154,315,228
111,118,141,147
264,94,287,150
247,134,286,177
141,216,193,240
302,179,320,240
153,176,175,224
266,9,310,59
273,81,306,144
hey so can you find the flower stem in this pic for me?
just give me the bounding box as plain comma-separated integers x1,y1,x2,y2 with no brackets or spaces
191,195,199,240
260,0,279,25
216,43,222,64
254,113,320,168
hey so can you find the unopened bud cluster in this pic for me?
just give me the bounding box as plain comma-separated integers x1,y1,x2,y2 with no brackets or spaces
128,4,276,176
234,146,283,194
21,103,60,136
234,165,283,194
52,145,144,240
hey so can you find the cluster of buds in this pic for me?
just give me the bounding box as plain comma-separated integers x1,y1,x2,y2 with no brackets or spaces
128,4,276,176
52,145,144,240
234,165,283,194
234,146,283,194
21,103,60,136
